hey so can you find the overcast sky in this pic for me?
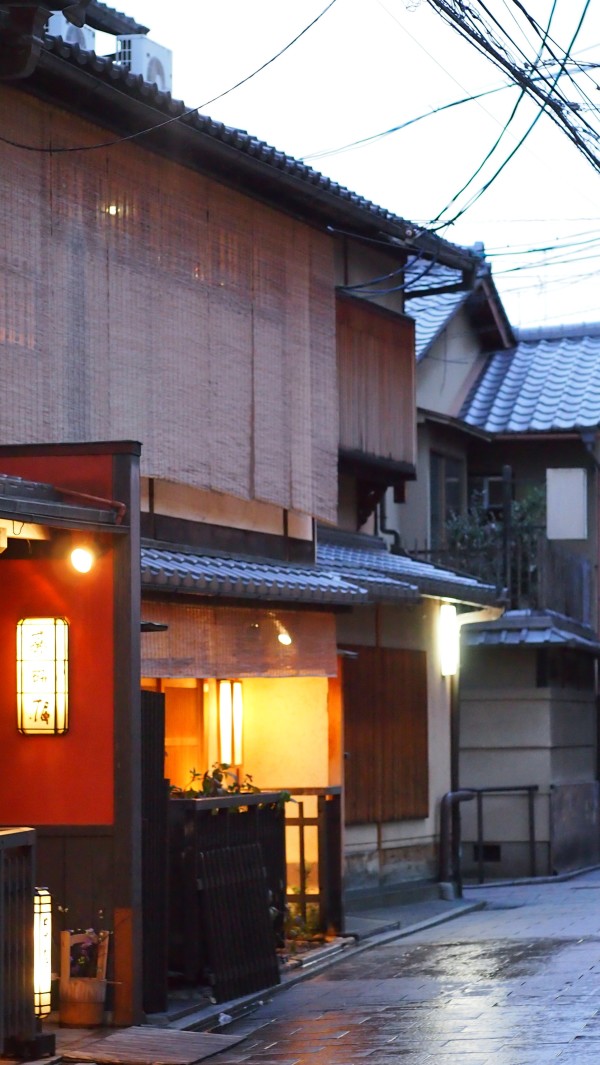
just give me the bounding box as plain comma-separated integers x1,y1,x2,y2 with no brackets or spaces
98,1,599,329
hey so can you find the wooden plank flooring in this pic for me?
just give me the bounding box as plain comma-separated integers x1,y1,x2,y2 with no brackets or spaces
60,1026,242,1065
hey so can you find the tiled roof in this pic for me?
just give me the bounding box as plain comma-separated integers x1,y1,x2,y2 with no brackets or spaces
85,1,149,35
317,528,499,606
141,531,499,609
404,256,513,361
141,543,367,605
464,609,600,653
461,322,600,433
404,261,468,359
33,37,478,274
409,289,469,361
0,473,124,528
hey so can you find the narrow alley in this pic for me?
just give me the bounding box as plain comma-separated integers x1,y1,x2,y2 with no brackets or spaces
203,870,600,1065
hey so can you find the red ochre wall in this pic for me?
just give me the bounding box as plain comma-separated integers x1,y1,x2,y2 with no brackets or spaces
0,451,115,825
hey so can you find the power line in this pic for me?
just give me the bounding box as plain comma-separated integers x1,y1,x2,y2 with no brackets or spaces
425,0,599,174
426,0,595,229
301,80,515,162
0,0,337,153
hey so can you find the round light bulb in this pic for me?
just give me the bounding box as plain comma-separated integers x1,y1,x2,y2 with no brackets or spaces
277,631,292,646
70,546,94,573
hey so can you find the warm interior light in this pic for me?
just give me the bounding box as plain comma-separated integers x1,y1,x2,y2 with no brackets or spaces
439,603,459,677
232,681,243,766
105,203,119,216
34,888,52,1017
70,546,95,573
218,680,232,764
17,618,69,734
218,679,243,766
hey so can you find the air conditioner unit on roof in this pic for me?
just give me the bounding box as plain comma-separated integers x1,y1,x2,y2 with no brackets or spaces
47,11,96,51
116,35,173,93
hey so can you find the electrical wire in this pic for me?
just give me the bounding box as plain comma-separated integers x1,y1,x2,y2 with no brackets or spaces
425,0,598,174
0,0,337,154
338,254,450,296
301,80,515,162
427,0,594,230
430,0,562,220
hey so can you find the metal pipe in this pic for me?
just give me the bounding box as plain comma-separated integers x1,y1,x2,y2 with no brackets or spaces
439,790,476,894
477,791,484,884
528,787,537,878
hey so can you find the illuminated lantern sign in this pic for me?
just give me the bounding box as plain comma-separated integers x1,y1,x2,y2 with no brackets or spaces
17,618,69,735
34,887,52,1017
218,679,244,767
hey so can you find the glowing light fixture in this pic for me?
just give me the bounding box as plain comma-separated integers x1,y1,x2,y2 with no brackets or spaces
70,545,95,573
34,888,52,1017
272,616,292,646
17,618,69,734
218,679,243,766
439,603,459,677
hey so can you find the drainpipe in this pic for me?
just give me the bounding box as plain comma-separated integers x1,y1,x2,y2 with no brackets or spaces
580,429,600,778
501,464,512,604
439,790,475,898
379,490,402,554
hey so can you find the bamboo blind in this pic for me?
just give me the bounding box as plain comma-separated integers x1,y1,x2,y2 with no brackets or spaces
337,296,416,464
0,90,338,522
140,601,338,677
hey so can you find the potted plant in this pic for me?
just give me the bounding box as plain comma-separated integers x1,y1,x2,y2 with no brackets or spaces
59,926,110,1027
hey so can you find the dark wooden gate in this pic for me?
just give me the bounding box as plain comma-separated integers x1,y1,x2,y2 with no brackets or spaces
169,795,285,1003
141,690,169,1015
197,843,280,1002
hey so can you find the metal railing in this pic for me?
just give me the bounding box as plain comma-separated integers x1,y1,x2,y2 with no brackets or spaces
0,827,36,1055
415,534,592,620
472,786,539,883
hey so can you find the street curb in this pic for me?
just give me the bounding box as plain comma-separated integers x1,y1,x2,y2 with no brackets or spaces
176,899,484,1034
464,863,600,890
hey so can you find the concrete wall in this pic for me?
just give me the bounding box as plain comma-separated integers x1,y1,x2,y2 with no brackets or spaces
459,644,597,879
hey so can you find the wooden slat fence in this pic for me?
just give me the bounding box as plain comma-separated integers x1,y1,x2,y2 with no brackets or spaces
0,827,36,1054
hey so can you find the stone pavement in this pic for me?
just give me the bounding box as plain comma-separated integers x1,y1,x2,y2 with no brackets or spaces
199,868,600,1064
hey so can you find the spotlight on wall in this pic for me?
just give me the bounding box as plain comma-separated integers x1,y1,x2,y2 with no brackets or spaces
439,603,459,677
70,544,95,573
218,679,243,766
271,614,293,646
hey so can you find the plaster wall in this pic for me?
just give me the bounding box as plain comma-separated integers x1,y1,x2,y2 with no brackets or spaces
334,241,405,318
0,451,117,827
461,646,537,688
242,676,330,889
394,427,431,551
0,557,115,826
242,676,330,790
416,308,485,417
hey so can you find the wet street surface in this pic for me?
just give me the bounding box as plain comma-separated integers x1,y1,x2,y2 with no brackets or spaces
204,871,600,1064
